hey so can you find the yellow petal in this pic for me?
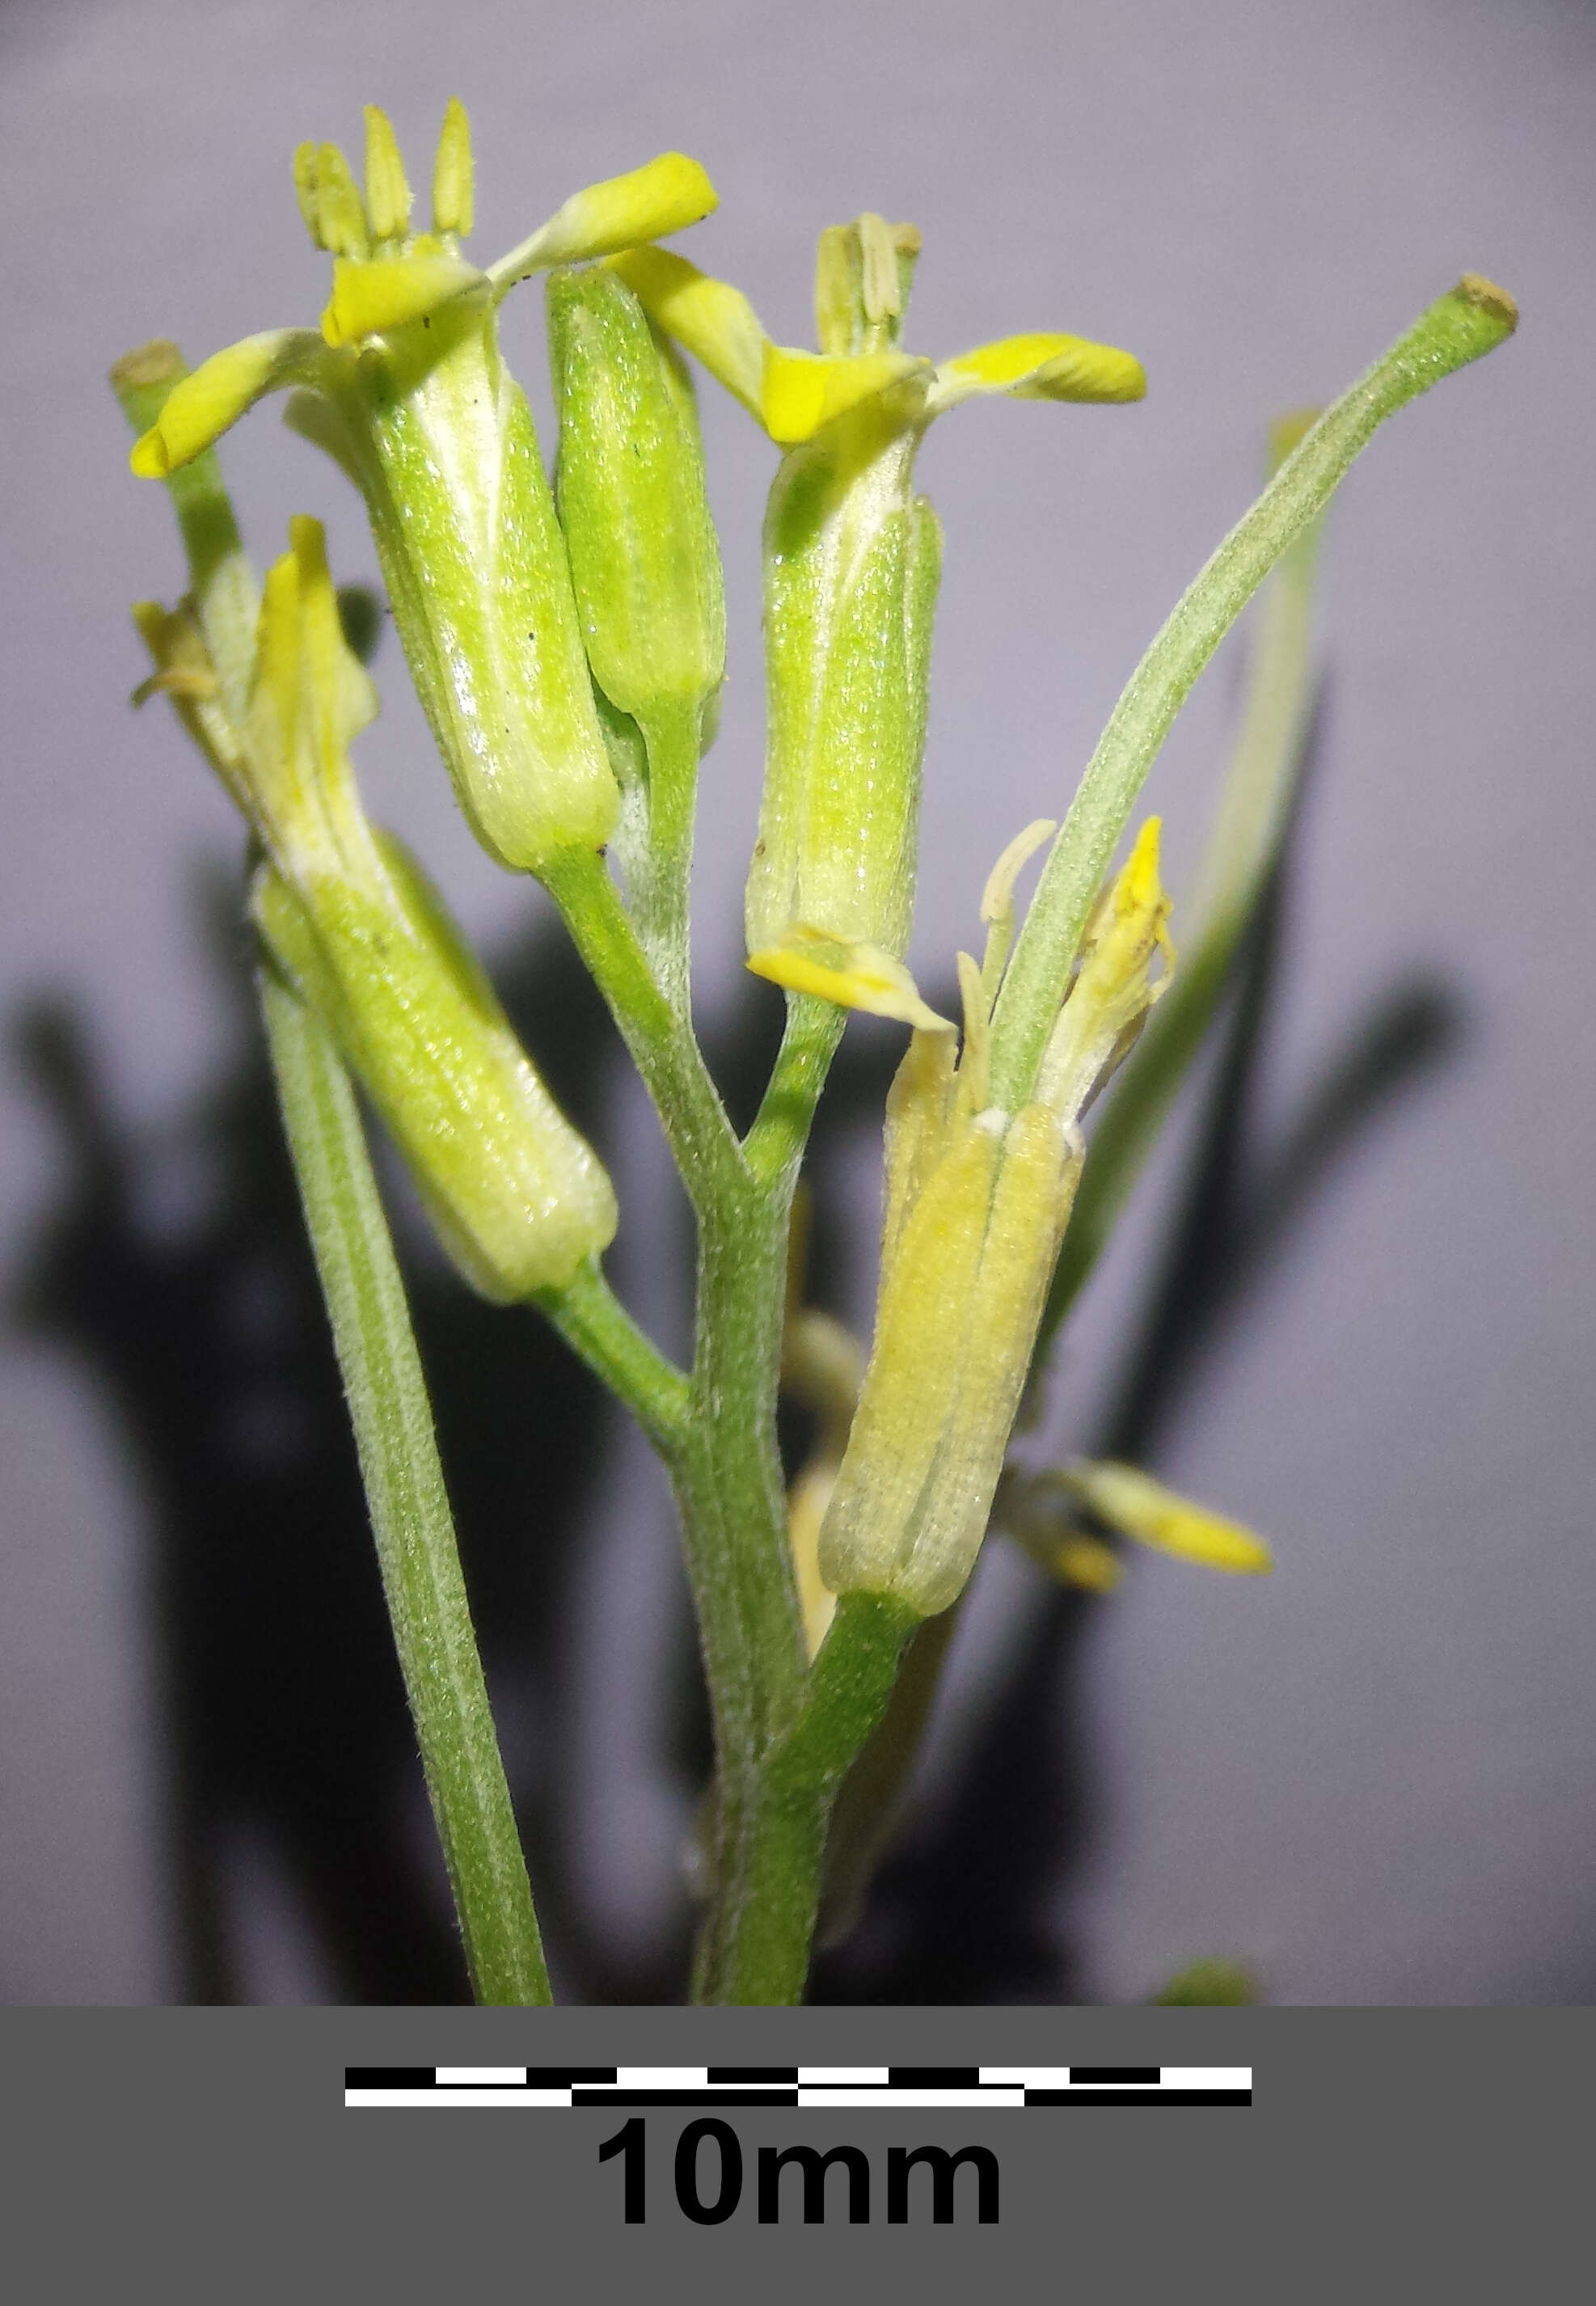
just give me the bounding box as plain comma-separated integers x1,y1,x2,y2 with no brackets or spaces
759,343,925,445
748,928,952,1033
129,328,323,475
488,152,717,293
607,245,768,419
927,330,1146,416
1061,1459,1273,1575
319,251,486,346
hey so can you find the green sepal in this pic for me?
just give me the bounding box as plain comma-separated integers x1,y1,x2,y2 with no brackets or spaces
749,408,943,960
252,831,618,1300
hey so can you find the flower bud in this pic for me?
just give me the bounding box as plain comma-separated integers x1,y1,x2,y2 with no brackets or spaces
748,402,943,961
134,511,616,1300
253,838,617,1300
817,1100,1081,1617
546,264,724,739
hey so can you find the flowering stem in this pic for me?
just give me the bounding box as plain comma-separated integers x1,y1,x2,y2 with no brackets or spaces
543,846,746,1207
261,969,549,2005
632,700,707,1021
535,1256,690,1455
990,277,1517,1115
547,860,863,2000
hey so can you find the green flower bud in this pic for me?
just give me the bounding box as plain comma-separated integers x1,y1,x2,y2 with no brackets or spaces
546,264,724,740
749,398,943,962
131,510,616,1302
253,837,617,1301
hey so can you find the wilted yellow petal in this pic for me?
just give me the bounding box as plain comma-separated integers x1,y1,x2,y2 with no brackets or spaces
320,251,486,345
607,244,769,418
129,329,323,475
1037,816,1173,1122
748,928,952,1033
1061,1459,1273,1575
927,330,1146,416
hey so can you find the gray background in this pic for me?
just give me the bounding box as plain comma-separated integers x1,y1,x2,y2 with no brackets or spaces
1,0,1591,2004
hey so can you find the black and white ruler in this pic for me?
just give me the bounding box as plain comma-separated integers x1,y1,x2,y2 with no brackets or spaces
345,2064,1251,2109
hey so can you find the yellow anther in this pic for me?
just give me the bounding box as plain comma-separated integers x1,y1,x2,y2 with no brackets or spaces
313,141,369,261
362,106,413,244
431,95,474,238
292,143,323,247
858,212,901,326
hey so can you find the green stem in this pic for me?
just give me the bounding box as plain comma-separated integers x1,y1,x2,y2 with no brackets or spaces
543,845,745,1210
260,969,550,2006
697,1595,916,2004
743,992,848,1189
535,1255,691,1455
633,699,705,1022
990,275,1516,1114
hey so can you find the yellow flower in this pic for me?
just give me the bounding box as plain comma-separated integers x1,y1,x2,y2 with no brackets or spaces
126,103,716,879
610,217,1146,449
611,213,1144,994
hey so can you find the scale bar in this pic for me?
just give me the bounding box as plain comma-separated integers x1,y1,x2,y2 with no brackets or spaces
346,2064,1252,2111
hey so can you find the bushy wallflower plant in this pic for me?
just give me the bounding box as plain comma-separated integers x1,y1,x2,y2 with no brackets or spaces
116,102,1515,2004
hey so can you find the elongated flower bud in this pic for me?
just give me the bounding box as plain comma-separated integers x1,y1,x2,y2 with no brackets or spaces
254,838,616,1300
749,403,943,961
817,1100,1080,1616
133,511,616,1299
547,264,724,739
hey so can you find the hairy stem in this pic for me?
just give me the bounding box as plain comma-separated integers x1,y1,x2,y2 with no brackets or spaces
262,969,548,2005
